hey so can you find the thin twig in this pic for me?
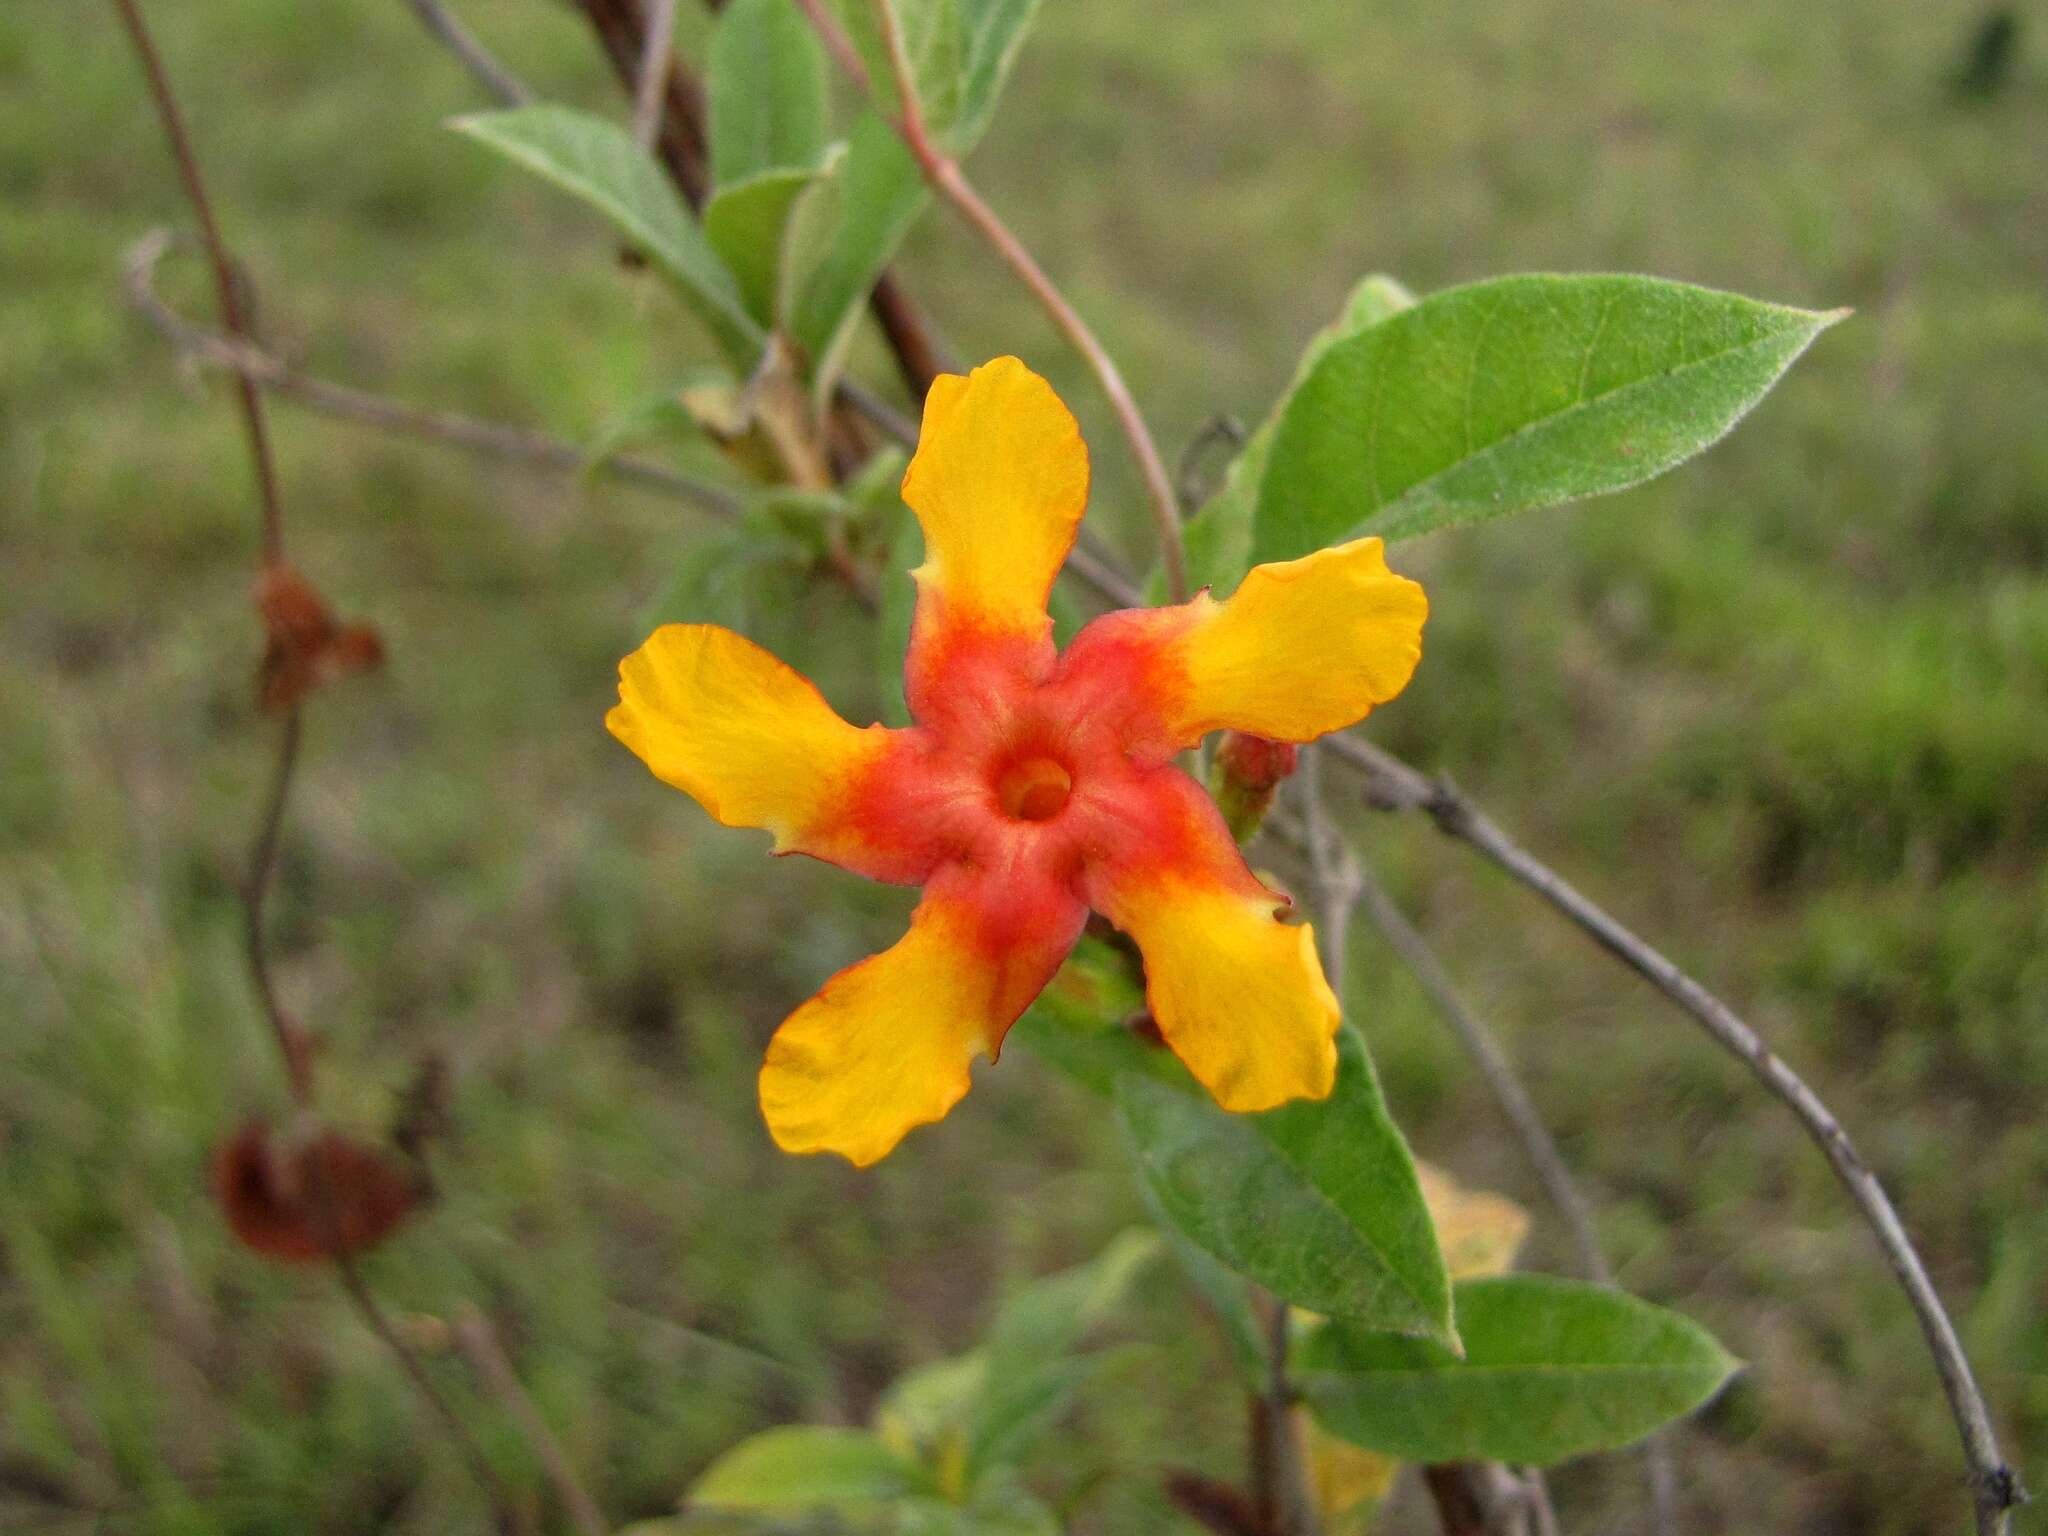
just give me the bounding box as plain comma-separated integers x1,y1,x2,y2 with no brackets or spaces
124,230,741,519
1354,861,1609,1280
1300,748,1360,990
793,0,869,92
451,1308,608,1536
243,709,311,1102
402,0,531,106
332,1259,531,1536
112,9,529,1525
1258,1293,1317,1536
1350,855,1680,1532
844,0,1190,600
631,0,680,149
1321,737,2024,1535
110,0,282,561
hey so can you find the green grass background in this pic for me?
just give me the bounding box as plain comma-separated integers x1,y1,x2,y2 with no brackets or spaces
3,0,2045,1530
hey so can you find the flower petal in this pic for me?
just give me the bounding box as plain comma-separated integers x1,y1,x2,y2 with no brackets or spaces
759,862,1087,1165
609,623,934,881
900,356,1089,721
1057,537,1425,757
1083,769,1339,1110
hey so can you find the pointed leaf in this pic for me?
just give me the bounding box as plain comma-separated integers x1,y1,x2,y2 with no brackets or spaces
453,107,760,364
708,0,829,188
946,0,1041,153
703,153,840,324
1116,1027,1452,1344
1253,273,1846,559
1177,273,1417,597
1298,1274,1740,1466
787,111,929,394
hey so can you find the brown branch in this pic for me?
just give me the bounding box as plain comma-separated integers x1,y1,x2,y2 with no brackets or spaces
1253,1294,1317,1536
111,0,282,562
243,709,312,1102
401,0,532,106
451,1308,607,1536
853,0,1189,599
1320,736,2025,1535
1422,1465,1490,1536
124,230,741,520
574,0,714,204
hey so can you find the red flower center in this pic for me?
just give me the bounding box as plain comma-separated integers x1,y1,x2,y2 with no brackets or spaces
996,754,1073,822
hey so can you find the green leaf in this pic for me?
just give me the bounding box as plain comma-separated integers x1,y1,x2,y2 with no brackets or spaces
946,0,1041,154
876,1233,1159,1482
690,1425,936,1512
1177,274,1417,598
787,111,930,395
1153,1215,1265,1381
1252,273,1846,560
1115,1027,1452,1345
837,0,1036,155
453,107,760,365
708,0,830,188
983,1230,1159,1373
704,155,839,326
1298,1274,1740,1466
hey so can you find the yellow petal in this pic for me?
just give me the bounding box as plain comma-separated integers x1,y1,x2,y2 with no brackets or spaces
1171,537,1426,745
759,869,1086,1165
1299,1408,1398,1524
899,357,1089,687
608,624,907,874
1417,1161,1530,1280
1086,776,1339,1111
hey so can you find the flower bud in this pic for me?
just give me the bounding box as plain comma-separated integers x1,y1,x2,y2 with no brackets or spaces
1210,732,1299,841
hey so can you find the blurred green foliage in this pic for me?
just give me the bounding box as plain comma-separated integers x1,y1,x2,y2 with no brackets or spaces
2,0,2043,1532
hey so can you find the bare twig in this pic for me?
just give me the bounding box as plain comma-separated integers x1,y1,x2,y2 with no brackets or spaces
243,708,311,1102
331,1259,531,1536
451,1308,607,1536
793,0,869,92
124,230,741,519
112,10,529,1526
834,0,1189,600
1300,748,1361,990
1321,737,2024,1535
402,0,532,106
110,0,281,562
1254,1294,1316,1536
631,0,681,148
1351,854,1680,1532
1354,861,1608,1280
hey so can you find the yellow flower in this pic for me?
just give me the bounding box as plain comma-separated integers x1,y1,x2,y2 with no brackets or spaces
608,358,1427,1164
